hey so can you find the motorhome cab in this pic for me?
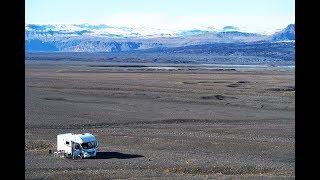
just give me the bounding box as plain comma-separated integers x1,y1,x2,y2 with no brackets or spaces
57,133,98,159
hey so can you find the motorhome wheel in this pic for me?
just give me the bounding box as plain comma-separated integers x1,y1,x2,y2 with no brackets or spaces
79,153,84,159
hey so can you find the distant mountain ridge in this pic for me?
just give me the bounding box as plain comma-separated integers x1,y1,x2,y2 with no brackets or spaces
25,24,295,53
272,24,295,41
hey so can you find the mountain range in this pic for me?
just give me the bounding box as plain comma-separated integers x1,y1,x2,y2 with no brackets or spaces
25,24,295,53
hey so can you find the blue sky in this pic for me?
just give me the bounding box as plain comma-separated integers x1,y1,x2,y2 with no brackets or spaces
26,0,295,33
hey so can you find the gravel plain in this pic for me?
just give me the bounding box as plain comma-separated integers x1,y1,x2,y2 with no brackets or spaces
25,62,295,179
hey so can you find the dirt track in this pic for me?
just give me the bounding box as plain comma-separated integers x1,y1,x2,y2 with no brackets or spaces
25,63,295,179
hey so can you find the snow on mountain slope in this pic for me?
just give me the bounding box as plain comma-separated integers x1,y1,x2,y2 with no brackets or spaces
26,24,266,39
25,24,295,52
25,24,182,38
271,24,295,41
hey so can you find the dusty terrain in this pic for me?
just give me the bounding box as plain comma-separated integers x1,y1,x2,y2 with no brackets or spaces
25,62,295,179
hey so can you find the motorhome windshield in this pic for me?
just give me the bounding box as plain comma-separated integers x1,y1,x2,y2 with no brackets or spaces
81,141,96,149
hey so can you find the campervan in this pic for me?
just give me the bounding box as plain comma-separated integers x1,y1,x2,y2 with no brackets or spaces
56,133,98,159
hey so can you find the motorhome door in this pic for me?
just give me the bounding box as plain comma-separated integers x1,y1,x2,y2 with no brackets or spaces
71,141,82,158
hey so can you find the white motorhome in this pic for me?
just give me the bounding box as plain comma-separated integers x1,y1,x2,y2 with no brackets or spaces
57,133,98,159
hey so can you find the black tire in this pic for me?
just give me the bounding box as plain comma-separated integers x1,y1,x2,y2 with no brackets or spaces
79,153,84,159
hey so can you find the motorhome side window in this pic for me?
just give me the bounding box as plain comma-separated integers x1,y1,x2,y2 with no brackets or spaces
75,144,80,149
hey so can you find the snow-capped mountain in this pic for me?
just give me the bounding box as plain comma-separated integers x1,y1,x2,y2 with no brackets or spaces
271,24,295,41
25,24,182,39
25,24,295,52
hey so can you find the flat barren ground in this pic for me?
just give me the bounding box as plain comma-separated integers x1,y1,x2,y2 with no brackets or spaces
25,63,295,179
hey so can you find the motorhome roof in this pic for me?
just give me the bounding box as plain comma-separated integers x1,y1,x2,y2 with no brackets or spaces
58,133,96,143
78,133,96,142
